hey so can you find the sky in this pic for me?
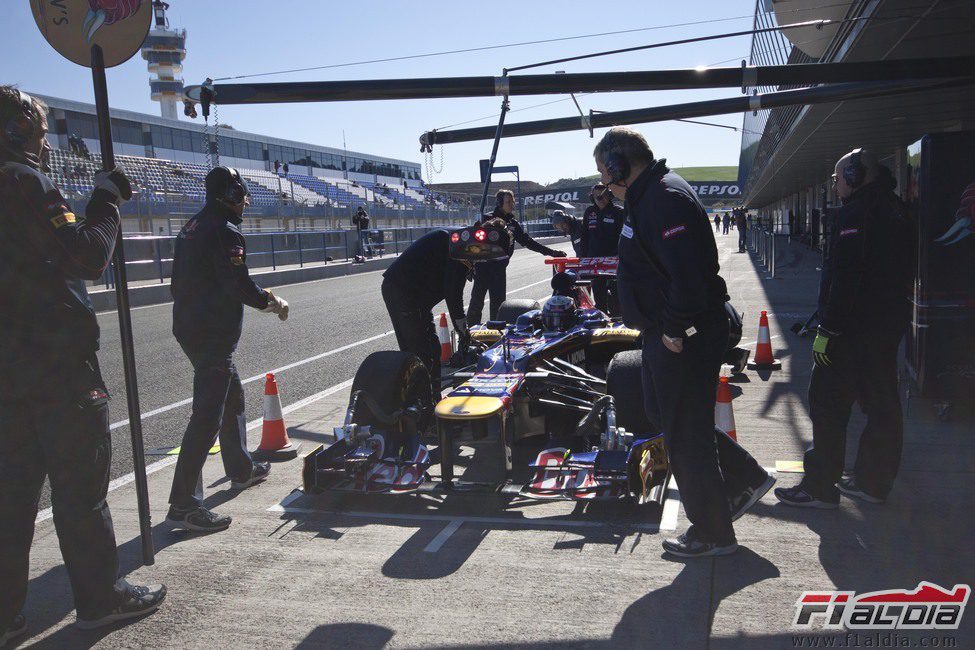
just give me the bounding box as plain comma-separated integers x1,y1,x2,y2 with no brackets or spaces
2,0,768,184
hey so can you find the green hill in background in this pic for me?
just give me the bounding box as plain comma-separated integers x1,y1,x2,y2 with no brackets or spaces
545,165,737,189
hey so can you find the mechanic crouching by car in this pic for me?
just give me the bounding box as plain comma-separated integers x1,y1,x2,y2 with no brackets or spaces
596,127,750,558
167,166,290,533
0,87,165,642
550,210,584,257
467,190,566,324
581,182,626,312
382,221,511,386
776,149,912,510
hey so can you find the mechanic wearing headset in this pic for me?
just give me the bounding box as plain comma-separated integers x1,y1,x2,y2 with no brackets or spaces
595,127,742,558
581,182,626,312
167,166,289,533
382,220,511,383
0,87,165,641
776,149,912,509
466,189,567,324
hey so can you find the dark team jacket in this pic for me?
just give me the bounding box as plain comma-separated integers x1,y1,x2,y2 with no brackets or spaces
581,202,626,257
563,215,585,256
171,202,270,350
479,209,563,259
0,161,119,385
382,229,468,321
616,160,728,338
818,178,912,333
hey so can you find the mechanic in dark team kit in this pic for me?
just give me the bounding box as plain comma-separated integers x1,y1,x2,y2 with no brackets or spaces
580,182,626,312
466,189,566,324
776,149,912,509
0,87,165,642
550,210,584,257
596,127,772,558
167,166,290,533
382,221,511,382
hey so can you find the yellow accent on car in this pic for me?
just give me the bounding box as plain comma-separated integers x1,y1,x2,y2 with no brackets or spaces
470,329,502,343
590,327,641,342
435,396,505,420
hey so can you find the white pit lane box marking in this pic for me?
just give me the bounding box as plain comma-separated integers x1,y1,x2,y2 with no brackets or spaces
424,520,464,553
659,475,681,532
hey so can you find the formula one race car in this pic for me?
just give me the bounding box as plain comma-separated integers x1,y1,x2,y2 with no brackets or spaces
303,260,761,507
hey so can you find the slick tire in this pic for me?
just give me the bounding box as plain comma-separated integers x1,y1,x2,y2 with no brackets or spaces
351,351,432,428
495,299,540,325
606,350,655,436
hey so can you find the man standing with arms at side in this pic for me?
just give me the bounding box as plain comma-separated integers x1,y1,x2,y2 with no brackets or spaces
167,166,289,533
776,149,912,509
353,205,370,258
595,127,740,558
581,182,626,312
466,190,565,324
0,87,165,641
735,207,748,253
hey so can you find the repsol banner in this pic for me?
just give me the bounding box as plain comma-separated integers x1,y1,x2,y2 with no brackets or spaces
522,182,741,206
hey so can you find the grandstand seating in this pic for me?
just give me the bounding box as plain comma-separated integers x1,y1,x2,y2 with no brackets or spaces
46,146,456,212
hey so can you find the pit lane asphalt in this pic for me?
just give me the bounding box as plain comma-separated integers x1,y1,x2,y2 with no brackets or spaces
35,248,560,511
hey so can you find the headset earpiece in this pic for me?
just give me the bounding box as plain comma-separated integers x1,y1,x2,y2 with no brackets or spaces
600,132,630,187
842,148,866,188
224,167,248,204
2,89,40,149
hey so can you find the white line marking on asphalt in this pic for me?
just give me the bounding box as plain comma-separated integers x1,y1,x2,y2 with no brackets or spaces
37,378,356,524
424,519,464,553
108,335,389,431
658,475,681,532
266,504,661,533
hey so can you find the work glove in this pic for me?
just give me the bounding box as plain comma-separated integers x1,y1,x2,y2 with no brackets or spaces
262,290,289,321
549,249,568,258
812,326,838,368
452,317,470,351
93,166,133,204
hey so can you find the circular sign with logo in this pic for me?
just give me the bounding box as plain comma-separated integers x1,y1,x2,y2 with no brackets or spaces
30,0,152,68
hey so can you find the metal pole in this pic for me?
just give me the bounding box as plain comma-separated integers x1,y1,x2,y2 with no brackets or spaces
422,78,974,145
91,45,154,565
478,95,510,217
189,56,975,106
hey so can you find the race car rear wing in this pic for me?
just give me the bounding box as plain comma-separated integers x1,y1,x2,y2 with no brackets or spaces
545,256,618,278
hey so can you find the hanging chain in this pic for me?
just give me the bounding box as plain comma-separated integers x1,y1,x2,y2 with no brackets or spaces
423,145,444,181
212,102,220,167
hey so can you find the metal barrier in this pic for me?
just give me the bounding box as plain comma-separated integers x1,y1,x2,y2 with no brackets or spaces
97,220,562,287
747,226,777,278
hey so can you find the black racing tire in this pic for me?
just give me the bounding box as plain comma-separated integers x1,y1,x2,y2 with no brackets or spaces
495,299,540,324
606,350,654,436
350,351,432,428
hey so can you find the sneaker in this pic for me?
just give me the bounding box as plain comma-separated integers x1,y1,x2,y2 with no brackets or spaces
1,614,27,648
836,477,885,504
662,531,738,558
730,475,777,522
774,484,838,509
76,584,166,630
231,462,271,490
166,505,232,532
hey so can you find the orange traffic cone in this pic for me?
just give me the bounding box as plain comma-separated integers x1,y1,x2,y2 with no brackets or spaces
747,310,782,370
715,376,737,441
438,312,453,363
253,373,301,460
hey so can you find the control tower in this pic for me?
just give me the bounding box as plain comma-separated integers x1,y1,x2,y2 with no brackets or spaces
141,1,186,120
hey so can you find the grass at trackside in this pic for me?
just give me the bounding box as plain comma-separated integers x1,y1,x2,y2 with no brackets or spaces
671,166,738,181
544,165,738,188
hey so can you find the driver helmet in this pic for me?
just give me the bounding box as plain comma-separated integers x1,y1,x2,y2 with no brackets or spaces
541,295,577,332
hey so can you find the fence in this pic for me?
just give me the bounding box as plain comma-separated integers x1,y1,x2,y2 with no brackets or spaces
96,219,561,288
